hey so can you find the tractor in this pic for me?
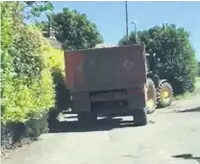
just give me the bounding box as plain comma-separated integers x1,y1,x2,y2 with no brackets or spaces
145,53,173,114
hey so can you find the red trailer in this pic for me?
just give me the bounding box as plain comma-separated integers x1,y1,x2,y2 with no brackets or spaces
64,44,150,126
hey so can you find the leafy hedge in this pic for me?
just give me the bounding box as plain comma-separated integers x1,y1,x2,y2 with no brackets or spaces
39,31,70,112
1,2,66,147
1,113,49,148
1,25,55,124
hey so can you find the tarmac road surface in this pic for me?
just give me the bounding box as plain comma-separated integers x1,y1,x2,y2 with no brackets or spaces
2,105,200,164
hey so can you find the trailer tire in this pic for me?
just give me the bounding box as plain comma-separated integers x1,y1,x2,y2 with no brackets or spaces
78,113,97,123
78,113,88,122
134,108,148,126
48,109,60,132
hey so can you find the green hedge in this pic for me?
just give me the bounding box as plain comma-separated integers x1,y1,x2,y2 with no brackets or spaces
1,113,49,148
1,26,55,124
1,2,57,147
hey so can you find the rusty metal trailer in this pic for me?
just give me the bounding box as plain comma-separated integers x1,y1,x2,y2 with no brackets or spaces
64,44,149,126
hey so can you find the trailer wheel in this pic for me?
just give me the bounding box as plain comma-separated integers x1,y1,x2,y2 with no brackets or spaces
146,78,157,114
48,108,60,132
78,113,88,122
157,81,173,108
134,108,148,126
78,113,97,123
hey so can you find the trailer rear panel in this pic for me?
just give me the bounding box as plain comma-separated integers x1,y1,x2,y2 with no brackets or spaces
65,45,146,92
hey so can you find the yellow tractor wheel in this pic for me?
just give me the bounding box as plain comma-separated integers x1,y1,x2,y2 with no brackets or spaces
146,78,157,114
157,81,173,108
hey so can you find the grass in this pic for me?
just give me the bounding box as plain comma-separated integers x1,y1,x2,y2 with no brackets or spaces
174,77,200,100
196,76,200,82
174,92,193,100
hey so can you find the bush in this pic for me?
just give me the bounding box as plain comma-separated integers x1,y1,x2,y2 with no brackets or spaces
1,27,55,124
1,26,69,146
119,24,198,94
1,113,49,148
41,37,70,111
1,123,14,148
1,2,70,147
24,112,49,140
1,2,56,146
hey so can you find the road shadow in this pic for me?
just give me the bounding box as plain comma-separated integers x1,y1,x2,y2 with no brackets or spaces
175,106,200,113
172,153,200,164
49,116,153,133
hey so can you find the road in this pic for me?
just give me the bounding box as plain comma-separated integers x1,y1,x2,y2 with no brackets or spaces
2,95,200,164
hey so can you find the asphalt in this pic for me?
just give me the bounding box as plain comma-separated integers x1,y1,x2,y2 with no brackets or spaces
2,107,200,164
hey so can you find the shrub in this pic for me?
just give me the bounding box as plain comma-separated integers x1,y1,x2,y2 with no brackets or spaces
24,112,49,140
1,2,69,147
119,24,198,94
41,44,70,111
1,113,49,148
1,27,55,124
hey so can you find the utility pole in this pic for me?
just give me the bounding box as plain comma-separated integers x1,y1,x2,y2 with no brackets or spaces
125,1,129,42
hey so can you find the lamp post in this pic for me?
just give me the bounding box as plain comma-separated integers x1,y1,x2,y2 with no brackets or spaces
125,1,129,42
131,21,137,43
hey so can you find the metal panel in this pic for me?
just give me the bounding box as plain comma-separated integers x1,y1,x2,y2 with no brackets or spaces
71,91,91,112
65,44,146,92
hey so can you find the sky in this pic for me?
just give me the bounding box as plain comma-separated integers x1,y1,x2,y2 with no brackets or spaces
46,1,200,60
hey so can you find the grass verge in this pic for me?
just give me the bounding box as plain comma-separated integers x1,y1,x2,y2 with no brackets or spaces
174,77,200,100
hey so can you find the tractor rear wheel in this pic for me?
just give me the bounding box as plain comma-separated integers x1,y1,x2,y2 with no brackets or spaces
157,81,173,108
146,78,157,114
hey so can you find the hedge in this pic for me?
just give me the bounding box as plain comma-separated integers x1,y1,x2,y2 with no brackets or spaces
1,2,66,147
1,26,55,124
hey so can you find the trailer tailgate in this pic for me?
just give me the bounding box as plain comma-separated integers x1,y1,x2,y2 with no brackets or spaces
65,45,146,91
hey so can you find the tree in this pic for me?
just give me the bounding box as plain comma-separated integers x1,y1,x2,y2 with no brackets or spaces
119,31,140,45
198,61,200,76
119,24,198,94
50,8,103,50
24,1,54,19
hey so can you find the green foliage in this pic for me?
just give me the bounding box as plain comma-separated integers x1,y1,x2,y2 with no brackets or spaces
2,34,55,123
0,2,23,49
34,20,49,30
41,43,70,111
49,7,103,50
119,24,198,94
8,28,44,79
1,2,68,146
1,2,55,124
119,31,138,46
1,113,49,147
24,112,49,140
198,61,200,76
24,1,54,19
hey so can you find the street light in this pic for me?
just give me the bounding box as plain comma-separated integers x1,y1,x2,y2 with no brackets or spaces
131,21,137,43
125,1,129,42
